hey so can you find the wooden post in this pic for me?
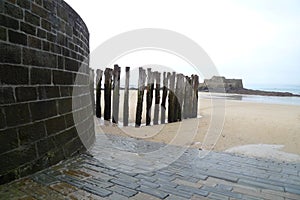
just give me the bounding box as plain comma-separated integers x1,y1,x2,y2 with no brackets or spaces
123,67,130,126
89,69,95,115
183,76,190,119
190,75,195,118
112,65,121,123
160,72,168,124
192,75,199,118
175,74,184,121
168,72,176,123
146,68,154,126
95,69,103,118
153,72,160,125
104,68,113,121
135,67,146,127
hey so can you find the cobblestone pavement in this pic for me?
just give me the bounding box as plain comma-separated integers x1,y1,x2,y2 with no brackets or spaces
1,134,300,200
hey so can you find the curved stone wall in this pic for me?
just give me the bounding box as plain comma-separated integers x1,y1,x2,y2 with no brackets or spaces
0,0,94,184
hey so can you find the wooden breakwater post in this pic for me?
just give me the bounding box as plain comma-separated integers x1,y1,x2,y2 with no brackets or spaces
123,67,130,126
135,67,146,127
183,76,190,119
168,72,176,123
175,74,184,121
192,74,199,118
104,68,113,120
112,65,121,123
96,69,103,118
153,71,161,125
89,69,95,114
146,68,154,126
160,72,168,124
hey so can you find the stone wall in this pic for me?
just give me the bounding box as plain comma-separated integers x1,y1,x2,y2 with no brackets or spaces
0,0,94,184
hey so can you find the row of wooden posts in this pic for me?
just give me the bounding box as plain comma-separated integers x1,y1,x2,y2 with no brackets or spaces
94,65,199,127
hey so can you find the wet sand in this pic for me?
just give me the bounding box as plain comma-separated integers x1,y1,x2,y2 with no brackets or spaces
95,90,300,160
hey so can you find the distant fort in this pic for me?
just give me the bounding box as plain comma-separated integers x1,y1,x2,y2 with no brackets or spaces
199,76,299,97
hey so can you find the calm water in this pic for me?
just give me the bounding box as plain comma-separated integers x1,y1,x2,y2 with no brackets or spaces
200,84,300,106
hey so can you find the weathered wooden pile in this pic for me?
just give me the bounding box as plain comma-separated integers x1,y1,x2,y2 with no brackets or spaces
95,65,199,127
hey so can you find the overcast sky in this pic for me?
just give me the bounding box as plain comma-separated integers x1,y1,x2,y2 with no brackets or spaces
65,0,300,87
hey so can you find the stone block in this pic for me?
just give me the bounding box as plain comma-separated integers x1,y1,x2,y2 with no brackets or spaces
19,121,46,145
45,115,66,135
108,185,138,197
65,57,79,72
23,48,56,68
37,28,46,39
17,0,31,9
25,10,40,26
4,1,23,19
0,143,36,174
8,30,27,45
4,103,31,127
36,136,56,156
82,184,112,197
30,67,51,85
0,26,6,41
0,43,21,64
0,87,15,104
57,98,72,114
30,100,57,121
21,22,36,36
53,70,75,85
28,36,41,49
0,128,18,153
38,86,60,100
32,2,48,18
0,14,19,29
54,127,78,147
15,87,37,102
41,19,52,31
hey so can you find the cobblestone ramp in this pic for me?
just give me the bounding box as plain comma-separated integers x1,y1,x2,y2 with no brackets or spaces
1,134,300,199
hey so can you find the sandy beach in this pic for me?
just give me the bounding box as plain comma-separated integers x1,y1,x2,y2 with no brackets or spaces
95,90,300,161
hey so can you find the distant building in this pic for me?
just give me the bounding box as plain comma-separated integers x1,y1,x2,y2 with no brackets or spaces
199,76,243,91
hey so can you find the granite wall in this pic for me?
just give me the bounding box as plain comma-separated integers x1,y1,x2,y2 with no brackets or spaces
0,0,94,184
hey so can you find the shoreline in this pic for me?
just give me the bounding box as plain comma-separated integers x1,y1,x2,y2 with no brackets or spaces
95,92,300,161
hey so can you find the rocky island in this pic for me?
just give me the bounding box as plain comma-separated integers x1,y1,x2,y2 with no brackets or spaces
199,76,300,97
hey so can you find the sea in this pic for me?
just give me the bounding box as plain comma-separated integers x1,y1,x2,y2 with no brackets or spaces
200,84,300,106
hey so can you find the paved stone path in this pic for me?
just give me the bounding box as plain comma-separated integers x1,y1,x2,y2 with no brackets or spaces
1,134,300,200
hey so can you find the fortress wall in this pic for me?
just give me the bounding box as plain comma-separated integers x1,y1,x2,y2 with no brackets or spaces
0,0,94,184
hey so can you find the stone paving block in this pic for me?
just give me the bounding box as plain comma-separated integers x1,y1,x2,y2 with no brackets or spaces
59,175,86,188
206,170,239,183
241,194,263,200
82,183,112,197
135,174,157,182
113,172,139,182
215,184,233,191
201,185,243,199
110,178,139,190
177,185,209,197
107,185,138,197
261,188,300,200
49,182,77,195
31,172,59,186
138,185,169,199
152,173,176,182
165,194,189,200
158,184,193,199
131,192,161,200
84,177,114,188
138,179,160,189
107,193,129,200
173,178,202,188
238,178,284,191
285,186,300,195
208,192,230,200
